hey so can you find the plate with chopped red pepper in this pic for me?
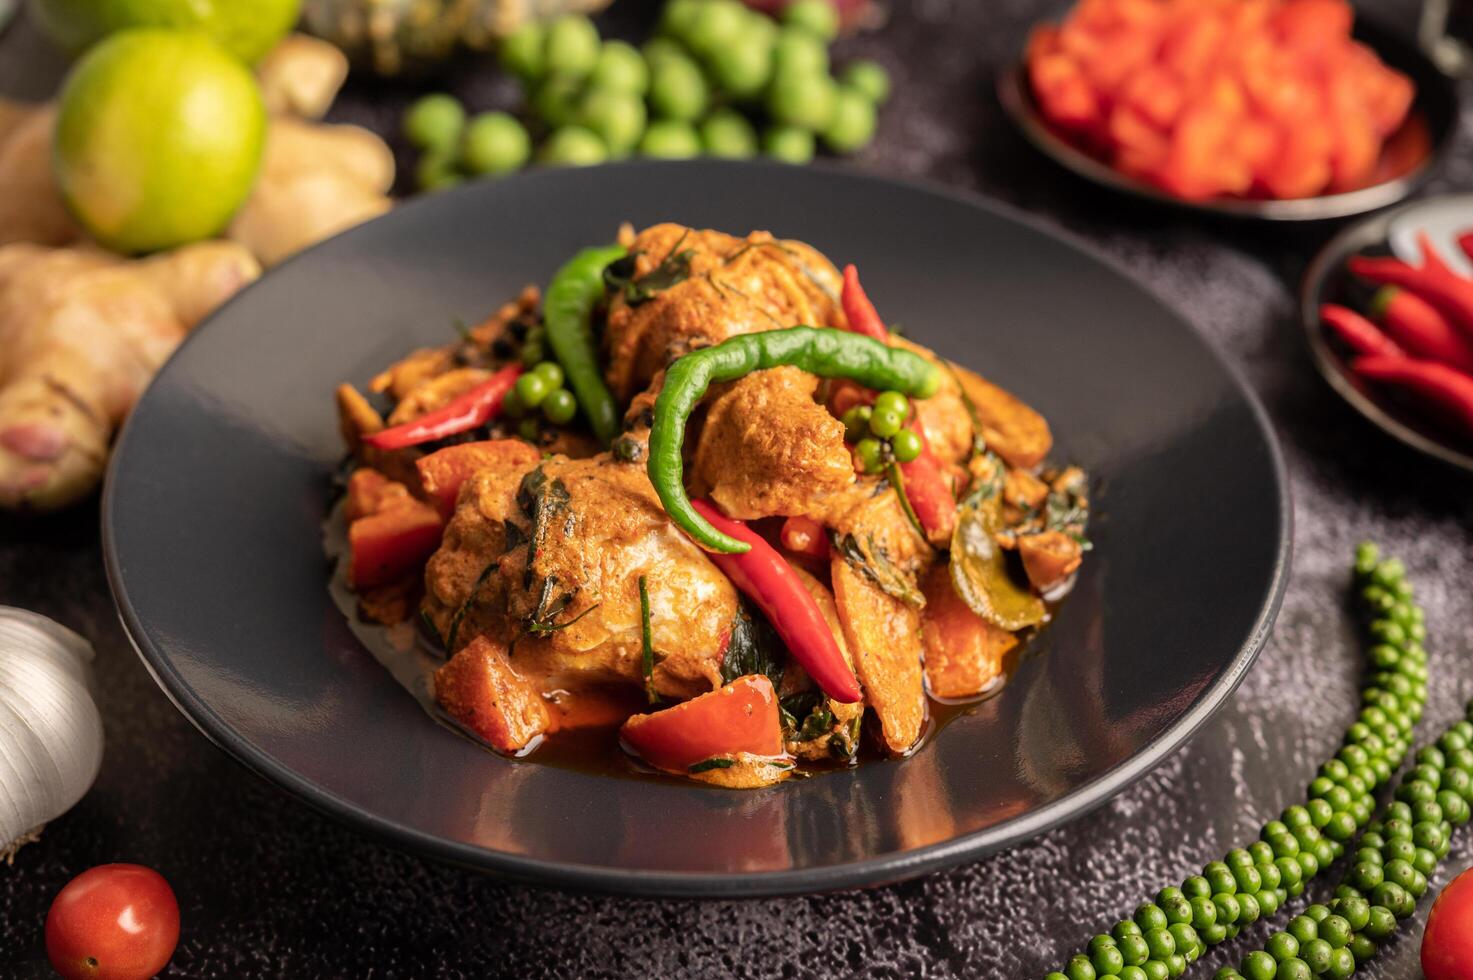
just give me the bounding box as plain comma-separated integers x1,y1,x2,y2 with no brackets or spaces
103,161,1288,894
1002,0,1458,220
1304,194,1473,472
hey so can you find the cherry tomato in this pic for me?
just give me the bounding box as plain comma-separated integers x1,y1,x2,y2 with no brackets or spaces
45,864,180,980
1424,864,1473,980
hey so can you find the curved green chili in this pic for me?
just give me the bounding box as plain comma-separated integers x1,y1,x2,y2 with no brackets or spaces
544,245,626,446
649,326,942,553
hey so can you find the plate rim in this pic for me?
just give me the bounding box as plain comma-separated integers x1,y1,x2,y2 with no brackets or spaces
102,159,1293,897
1299,194,1473,473
995,15,1459,222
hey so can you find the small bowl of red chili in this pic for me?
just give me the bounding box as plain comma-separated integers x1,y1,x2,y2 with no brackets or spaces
1302,194,1473,471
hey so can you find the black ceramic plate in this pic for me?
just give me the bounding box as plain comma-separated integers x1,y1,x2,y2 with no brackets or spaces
998,17,1458,221
104,161,1289,896
1301,194,1473,472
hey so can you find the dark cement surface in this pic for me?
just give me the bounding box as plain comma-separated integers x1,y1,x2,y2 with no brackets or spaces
2,1,1472,976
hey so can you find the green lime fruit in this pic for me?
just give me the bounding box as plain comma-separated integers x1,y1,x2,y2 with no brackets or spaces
540,126,607,167
533,73,585,128
841,58,890,104
589,39,648,94
822,87,876,153
416,149,462,192
579,89,646,157
543,14,600,77
767,69,836,131
649,54,708,121
53,29,266,254
640,119,701,159
708,32,771,100
763,124,814,164
29,0,301,63
659,0,702,38
499,21,545,82
684,0,746,57
782,0,839,41
403,93,465,152
460,111,530,175
700,109,757,158
642,36,686,67
771,27,829,78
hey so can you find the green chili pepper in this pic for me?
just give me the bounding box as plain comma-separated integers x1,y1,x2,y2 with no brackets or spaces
544,245,626,446
649,326,942,553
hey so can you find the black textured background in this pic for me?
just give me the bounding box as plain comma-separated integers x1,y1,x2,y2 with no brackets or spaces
3,1,1473,977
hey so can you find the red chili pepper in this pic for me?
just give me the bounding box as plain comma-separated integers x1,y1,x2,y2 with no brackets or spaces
1353,355,1473,437
839,266,956,537
1320,303,1404,358
1368,288,1473,373
1459,231,1473,266
691,499,862,703
1348,234,1473,343
895,431,956,534
779,515,830,560
840,264,891,341
363,364,524,451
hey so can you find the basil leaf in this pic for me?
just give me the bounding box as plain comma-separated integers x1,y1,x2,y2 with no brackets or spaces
721,600,786,690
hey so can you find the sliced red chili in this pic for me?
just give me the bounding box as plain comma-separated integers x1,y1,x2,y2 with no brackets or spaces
691,499,862,703
363,364,524,451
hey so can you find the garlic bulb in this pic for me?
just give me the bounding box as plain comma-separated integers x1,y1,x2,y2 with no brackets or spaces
0,607,104,862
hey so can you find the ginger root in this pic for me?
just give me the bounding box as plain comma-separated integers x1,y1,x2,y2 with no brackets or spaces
0,34,392,511
256,34,350,119
227,117,393,266
0,106,81,249
0,242,260,510
231,34,394,265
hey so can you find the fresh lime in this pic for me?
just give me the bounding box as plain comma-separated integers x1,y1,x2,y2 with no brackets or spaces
53,29,266,254
29,0,301,63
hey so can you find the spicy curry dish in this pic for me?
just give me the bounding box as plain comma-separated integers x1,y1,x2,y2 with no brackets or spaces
332,223,1090,789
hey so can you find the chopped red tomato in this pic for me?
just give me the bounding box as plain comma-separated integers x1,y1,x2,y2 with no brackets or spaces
348,500,443,590
620,675,784,774
415,439,541,518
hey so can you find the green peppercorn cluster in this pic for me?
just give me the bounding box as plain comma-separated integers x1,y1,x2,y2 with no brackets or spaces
840,390,923,474
1214,701,1473,980
403,0,892,190
1044,544,1429,980
501,342,580,443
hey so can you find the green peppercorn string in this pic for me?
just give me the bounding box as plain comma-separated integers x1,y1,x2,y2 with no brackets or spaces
1214,700,1473,980
1044,544,1429,980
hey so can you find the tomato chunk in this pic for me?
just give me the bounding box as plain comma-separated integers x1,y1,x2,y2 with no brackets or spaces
345,467,411,522
435,634,551,753
415,439,541,518
620,675,784,773
348,500,443,590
